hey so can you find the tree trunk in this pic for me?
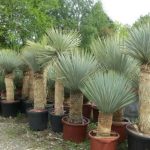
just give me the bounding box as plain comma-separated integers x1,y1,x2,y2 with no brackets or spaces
97,112,113,136
22,71,30,99
54,79,64,115
139,65,150,135
113,109,123,122
5,73,14,101
33,73,46,109
29,71,34,101
69,91,83,124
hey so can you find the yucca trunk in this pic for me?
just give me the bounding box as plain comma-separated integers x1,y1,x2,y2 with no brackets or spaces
29,71,34,101
97,112,113,136
47,88,54,101
22,71,30,99
33,73,46,109
54,79,64,115
5,73,14,101
139,65,150,134
69,91,83,124
113,109,123,122
43,67,48,101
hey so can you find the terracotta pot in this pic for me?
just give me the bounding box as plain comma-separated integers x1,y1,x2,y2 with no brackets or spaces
111,118,130,143
89,130,119,150
82,104,92,119
92,105,99,122
127,124,150,150
62,116,90,143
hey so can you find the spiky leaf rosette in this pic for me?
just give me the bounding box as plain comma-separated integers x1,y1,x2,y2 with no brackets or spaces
125,23,150,64
21,41,47,73
56,50,97,92
37,29,81,67
91,36,139,88
0,50,22,74
80,71,137,113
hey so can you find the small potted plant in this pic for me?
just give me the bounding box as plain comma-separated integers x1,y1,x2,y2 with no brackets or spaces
22,41,48,131
0,50,22,117
90,35,139,142
80,71,137,150
56,50,97,143
125,23,150,150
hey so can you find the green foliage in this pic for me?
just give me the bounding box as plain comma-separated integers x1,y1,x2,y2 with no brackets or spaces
0,50,22,74
133,13,150,28
38,29,81,67
0,0,59,49
125,23,150,65
21,40,48,73
80,2,115,49
80,71,137,113
91,36,139,88
56,50,97,92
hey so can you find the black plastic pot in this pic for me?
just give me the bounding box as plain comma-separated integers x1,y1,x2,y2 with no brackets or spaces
1,100,20,117
20,100,33,114
127,124,150,150
27,109,48,131
49,111,64,133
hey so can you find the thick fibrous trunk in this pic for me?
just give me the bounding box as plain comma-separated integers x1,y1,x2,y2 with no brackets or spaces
5,73,14,101
139,65,150,135
29,71,34,101
97,112,113,136
33,73,46,109
113,109,123,122
22,71,30,99
54,79,64,115
69,91,83,124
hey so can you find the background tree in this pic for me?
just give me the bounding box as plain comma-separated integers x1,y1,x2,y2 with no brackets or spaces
0,0,58,49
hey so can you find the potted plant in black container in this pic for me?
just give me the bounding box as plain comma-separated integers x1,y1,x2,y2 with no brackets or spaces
37,29,81,133
22,41,48,131
56,50,97,143
0,50,22,117
125,23,150,150
80,71,137,150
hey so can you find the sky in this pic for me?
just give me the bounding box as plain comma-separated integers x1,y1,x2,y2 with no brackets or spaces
100,0,150,25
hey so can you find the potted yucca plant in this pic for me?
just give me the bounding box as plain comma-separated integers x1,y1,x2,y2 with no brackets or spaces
125,23,150,150
22,41,49,131
0,50,22,117
37,29,81,132
56,50,97,143
80,71,137,150
91,36,139,142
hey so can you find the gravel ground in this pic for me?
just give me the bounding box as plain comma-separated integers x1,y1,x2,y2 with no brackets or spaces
0,115,127,150
0,115,89,150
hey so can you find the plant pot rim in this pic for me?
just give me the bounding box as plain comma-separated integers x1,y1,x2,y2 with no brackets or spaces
126,124,150,139
88,130,119,142
62,116,90,126
50,111,65,117
113,117,131,125
92,105,98,110
1,100,19,104
28,109,47,113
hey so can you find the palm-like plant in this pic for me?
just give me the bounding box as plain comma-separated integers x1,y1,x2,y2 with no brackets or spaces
126,23,150,134
91,36,139,121
80,71,137,136
21,41,48,109
37,29,81,115
0,50,22,101
56,50,97,123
